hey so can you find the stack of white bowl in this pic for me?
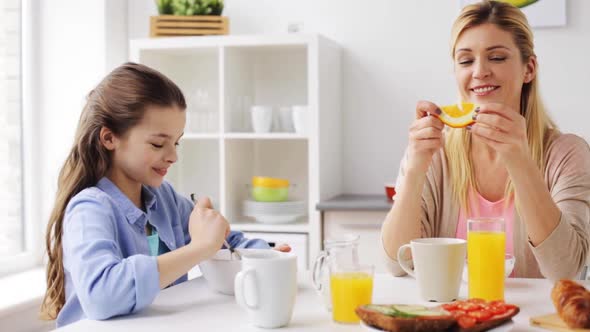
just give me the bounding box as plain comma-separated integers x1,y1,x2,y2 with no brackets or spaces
242,200,306,224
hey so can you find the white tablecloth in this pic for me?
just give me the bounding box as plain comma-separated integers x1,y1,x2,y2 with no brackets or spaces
55,272,585,332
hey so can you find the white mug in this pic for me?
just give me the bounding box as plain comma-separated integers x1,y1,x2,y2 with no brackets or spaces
234,249,297,328
397,238,466,302
292,105,308,134
278,106,295,132
251,105,273,133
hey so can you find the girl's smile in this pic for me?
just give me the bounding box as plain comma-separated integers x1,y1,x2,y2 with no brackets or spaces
153,167,168,177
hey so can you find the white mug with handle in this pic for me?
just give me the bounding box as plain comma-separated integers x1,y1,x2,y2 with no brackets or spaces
397,238,466,302
291,105,308,134
251,105,273,133
234,249,297,328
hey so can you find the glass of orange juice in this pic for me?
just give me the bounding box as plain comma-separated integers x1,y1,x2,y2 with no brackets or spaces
467,218,505,301
330,264,374,324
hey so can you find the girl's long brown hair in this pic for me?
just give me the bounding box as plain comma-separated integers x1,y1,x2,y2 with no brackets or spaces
40,62,186,320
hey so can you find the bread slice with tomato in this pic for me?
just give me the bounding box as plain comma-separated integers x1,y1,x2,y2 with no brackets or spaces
356,299,519,332
442,299,520,332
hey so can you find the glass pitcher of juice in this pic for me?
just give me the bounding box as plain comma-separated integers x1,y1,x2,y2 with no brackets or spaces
467,218,505,301
312,234,360,311
330,264,374,324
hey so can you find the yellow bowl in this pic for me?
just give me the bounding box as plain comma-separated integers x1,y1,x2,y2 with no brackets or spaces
252,176,289,188
251,176,290,202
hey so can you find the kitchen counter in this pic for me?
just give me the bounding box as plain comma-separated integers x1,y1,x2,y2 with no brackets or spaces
317,195,392,272
316,194,392,212
54,271,575,331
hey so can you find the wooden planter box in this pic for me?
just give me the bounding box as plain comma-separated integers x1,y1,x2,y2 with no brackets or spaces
150,15,229,37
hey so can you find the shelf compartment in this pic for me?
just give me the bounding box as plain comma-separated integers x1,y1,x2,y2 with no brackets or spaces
166,139,220,208
224,139,308,224
137,47,220,134
223,45,308,133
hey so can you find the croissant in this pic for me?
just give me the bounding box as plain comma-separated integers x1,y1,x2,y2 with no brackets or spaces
551,279,590,329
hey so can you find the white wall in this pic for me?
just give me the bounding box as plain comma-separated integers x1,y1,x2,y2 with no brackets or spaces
127,0,590,194
39,0,127,223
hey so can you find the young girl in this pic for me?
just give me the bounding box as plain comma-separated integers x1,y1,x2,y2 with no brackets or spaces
382,0,590,280
40,62,289,327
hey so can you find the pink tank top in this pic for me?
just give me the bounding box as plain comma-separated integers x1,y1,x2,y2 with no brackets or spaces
455,189,515,256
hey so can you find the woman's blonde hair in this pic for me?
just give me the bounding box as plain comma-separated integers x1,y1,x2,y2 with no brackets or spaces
40,62,186,320
445,0,557,211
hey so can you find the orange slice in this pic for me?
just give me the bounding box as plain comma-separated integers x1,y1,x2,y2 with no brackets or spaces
438,102,477,128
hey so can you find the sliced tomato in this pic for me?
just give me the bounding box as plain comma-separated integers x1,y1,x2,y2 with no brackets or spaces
466,298,486,304
468,309,493,322
488,305,508,315
450,310,467,318
442,303,459,311
458,302,482,311
457,315,477,328
503,304,518,311
490,307,519,321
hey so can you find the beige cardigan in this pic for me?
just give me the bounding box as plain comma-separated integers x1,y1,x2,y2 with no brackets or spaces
383,132,590,280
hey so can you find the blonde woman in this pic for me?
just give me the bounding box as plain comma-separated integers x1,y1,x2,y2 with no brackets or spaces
381,0,590,280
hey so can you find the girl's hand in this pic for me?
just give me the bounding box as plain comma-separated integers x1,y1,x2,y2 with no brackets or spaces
188,197,230,258
407,101,445,175
273,243,291,252
469,103,529,164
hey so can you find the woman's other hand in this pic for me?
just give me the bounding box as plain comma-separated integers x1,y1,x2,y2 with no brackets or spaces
469,102,529,164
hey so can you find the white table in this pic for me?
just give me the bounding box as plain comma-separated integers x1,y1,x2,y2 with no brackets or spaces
54,272,583,332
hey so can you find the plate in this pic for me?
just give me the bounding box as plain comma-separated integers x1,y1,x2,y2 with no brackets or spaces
242,200,307,224
243,200,306,213
360,320,515,331
243,213,304,224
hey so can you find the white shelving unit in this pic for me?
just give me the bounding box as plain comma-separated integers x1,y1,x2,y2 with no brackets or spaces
130,34,341,267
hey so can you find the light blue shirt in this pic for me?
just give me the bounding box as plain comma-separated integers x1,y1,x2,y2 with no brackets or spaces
57,177,269,327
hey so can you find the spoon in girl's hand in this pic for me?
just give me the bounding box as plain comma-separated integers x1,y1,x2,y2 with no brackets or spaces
190,193,240,260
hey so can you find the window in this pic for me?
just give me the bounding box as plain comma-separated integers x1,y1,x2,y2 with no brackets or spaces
0,1,23,259
0,0,39,276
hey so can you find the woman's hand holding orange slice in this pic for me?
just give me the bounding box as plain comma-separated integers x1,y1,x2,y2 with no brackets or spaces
406,101,527,174
406,101,445,175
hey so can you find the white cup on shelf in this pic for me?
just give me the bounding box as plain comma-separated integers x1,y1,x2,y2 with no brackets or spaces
251,106,273,133
278,106,294,132
292,105,308,134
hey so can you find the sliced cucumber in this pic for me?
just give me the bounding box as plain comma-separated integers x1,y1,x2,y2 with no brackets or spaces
366,304,450,318
367,305,397,316
393,305,427,313
412,309,450,317
393,305,449,317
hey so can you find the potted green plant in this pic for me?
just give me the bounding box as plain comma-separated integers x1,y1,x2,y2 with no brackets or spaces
151,0,228,37
155,0,224,16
